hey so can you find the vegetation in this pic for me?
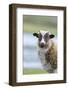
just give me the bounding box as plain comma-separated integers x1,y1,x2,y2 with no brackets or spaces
23,68,48,75
23,15,57,36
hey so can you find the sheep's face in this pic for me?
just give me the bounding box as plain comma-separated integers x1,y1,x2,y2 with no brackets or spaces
33,30,55,48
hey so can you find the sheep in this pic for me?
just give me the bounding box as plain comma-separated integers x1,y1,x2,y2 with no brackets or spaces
33,30,57,73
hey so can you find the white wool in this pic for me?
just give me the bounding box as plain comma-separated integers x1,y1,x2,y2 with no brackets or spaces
38,30,51,36
39,30,49,36
38,40,52,67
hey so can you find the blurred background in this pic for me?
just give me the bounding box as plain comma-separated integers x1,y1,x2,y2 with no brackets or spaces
23,15,57,75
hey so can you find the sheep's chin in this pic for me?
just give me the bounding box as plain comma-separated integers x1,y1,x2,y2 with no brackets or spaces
38,40,53,53
38,47,49,53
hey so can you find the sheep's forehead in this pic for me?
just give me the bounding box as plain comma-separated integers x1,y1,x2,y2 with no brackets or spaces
39,30,49,36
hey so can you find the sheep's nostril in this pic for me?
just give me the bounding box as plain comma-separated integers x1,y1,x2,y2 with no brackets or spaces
40,43,44,48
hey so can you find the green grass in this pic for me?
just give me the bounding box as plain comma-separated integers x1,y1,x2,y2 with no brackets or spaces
23,68,48,75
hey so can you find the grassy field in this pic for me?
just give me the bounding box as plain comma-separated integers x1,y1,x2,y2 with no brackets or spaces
23,68,48,75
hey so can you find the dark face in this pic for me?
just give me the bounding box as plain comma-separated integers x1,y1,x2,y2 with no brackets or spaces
38,33,49,48
33,31,55,48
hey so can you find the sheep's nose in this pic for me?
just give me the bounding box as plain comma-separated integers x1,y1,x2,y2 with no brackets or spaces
40,43,45,48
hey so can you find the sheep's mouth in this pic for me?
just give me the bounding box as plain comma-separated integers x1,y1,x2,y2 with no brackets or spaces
40,44,44,48
39,43,48,48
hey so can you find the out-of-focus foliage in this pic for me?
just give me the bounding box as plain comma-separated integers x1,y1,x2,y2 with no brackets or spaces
23,15,57,36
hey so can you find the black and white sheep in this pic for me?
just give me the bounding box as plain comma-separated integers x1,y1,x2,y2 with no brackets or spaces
33,30,57,73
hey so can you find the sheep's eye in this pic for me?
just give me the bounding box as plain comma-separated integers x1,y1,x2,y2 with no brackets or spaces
38,33,42,41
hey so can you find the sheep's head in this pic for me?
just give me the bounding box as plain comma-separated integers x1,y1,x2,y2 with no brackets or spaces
33,30,55,48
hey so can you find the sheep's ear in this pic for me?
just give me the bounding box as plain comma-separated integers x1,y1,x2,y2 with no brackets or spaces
49,34,55,38
33,33,39,38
